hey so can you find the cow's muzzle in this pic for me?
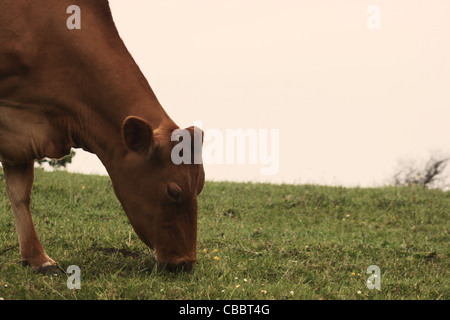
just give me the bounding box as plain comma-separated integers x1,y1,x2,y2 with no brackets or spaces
160,258,196,272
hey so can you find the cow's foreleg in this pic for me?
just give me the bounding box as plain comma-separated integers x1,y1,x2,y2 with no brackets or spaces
2,161,56,272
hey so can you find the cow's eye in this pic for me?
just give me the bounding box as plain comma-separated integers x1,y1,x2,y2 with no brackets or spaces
167,183,182,202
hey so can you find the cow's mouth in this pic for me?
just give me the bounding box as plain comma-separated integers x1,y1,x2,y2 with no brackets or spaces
154,254,195,272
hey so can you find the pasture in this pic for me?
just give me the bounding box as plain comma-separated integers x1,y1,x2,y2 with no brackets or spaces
0,168,448,300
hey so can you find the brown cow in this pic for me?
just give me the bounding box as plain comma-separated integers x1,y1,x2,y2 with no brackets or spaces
0,0,204,272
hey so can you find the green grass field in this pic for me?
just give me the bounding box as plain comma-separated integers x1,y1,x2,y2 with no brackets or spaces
0,168,448,300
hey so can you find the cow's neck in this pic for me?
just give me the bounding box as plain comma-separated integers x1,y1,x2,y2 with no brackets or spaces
68,57,177,174
66,46,175,160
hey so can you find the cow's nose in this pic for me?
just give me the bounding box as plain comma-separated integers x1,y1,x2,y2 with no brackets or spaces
163,259,195,272
175,261,193,272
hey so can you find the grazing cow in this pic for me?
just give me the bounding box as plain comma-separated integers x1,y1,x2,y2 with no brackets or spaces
0,0,205,272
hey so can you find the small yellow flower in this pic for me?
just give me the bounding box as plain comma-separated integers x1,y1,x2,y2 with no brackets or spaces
81,186,85,190
261,290,267,294
214,256,220,261
351,272,356,276
203,249,207,253
214,249,218,252
236,285,241,288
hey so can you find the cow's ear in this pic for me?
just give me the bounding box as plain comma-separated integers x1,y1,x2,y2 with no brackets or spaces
122,116,155,158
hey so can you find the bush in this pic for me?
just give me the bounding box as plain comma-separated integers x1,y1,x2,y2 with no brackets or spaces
392,153,449,189
36,149,76,170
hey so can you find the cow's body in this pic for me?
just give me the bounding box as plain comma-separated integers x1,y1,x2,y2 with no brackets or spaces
0,0,172,163
0,0,204,272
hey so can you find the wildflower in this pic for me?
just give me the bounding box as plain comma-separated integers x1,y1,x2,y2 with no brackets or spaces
214,256,220,261
203,249,207,253
81,186,85,190
236,285,241,289
243,278,248,282
290,290,294,295
357,291,362,295
214,249,218,252
261,290,267,294
351,272,356,276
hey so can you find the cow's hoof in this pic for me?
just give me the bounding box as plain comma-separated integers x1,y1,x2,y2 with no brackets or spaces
22,260,61,275
35,264,61,275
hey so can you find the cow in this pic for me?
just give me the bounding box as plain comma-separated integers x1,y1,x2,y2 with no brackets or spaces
0,0,205,273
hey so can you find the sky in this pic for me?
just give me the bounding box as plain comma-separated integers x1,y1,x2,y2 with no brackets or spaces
68,0,450,187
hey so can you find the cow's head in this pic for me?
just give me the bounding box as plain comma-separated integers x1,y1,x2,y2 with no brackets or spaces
115,116,205,272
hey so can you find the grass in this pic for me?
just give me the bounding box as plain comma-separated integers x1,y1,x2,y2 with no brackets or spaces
0,168,449,300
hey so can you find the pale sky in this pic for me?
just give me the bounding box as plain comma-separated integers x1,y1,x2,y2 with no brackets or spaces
69,0,450,187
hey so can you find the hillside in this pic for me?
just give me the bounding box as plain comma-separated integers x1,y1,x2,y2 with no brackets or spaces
0,168,448,300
